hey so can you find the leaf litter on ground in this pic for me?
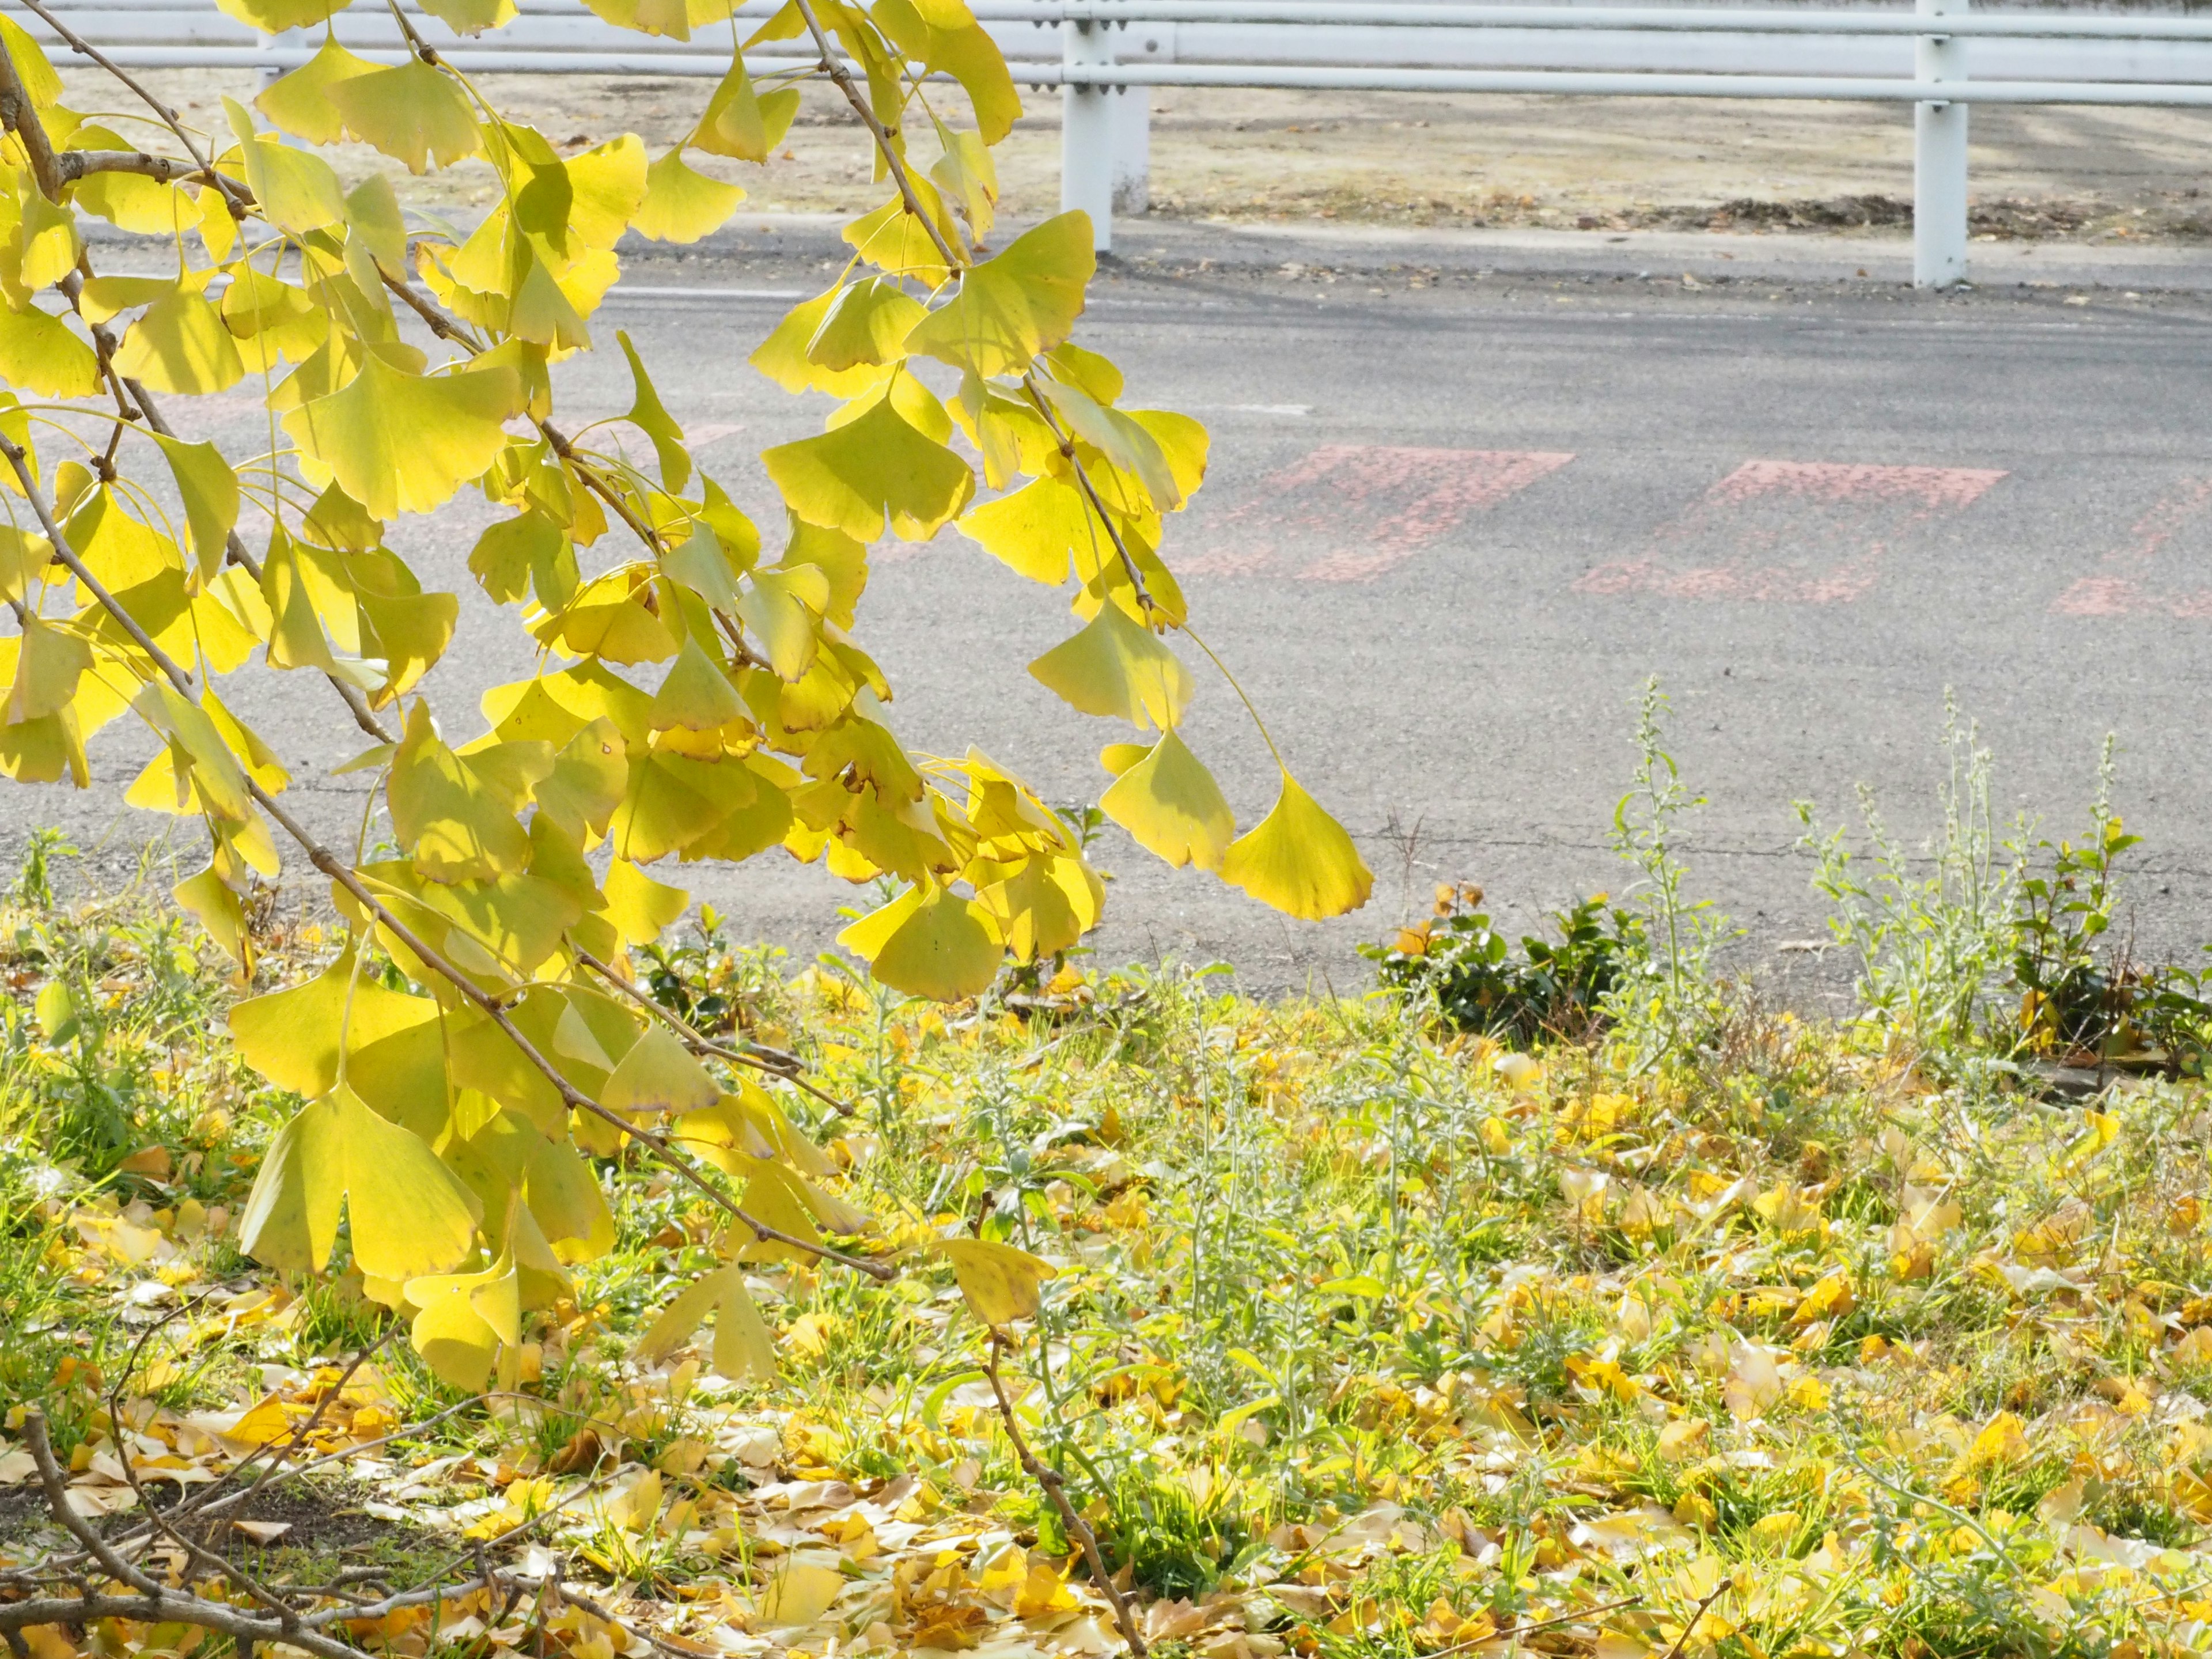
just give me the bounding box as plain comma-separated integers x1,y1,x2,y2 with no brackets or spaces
7,884,2212,1659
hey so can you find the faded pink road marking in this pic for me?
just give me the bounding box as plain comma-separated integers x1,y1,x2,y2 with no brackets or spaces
1579,460,2008,604
2051,478,2212,619
1179,446,1574,582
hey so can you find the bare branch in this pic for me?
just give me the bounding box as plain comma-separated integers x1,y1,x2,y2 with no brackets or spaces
7,0,249,215
22,1410,169,1603
982,1343,1147,1657
54,150,218,187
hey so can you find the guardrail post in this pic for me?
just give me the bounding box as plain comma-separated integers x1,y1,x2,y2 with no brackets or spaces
1914,0,1968,288
1062,7,1116,252
1112,86,1150,214
1109,20,1169,217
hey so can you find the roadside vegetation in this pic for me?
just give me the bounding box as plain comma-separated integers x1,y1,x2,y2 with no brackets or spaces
10,694,2212,1659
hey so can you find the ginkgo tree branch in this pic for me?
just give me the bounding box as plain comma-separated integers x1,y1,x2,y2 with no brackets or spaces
49,258,396,745
0,45,63,199
787,0,963,272
0,58,385,751
0,431,891,1283
537,418,669,552
1016,382,1161,619
54,150,226,187
16,1410,366,1659
576,948,856,1118
9,0,249,216
54,271,147,461
983,1340,1149,1657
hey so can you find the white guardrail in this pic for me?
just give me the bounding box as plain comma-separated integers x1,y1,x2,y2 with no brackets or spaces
9,0,2212,286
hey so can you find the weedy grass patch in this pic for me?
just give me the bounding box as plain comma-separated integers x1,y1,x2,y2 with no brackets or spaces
7,792,2212,1659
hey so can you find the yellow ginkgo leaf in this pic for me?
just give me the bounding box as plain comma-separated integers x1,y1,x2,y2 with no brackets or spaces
618,330,690,493
416,0,517,34
149,433,239,581
691,55,800,163
387,700,532,883
535,717,627,844
1100,727,1233,872
631,146,745,245
214,0,346,32
328,58,482,174
762,392,974,543
346,172,409,271
224,98,347,236
254,36,377,144
603,857,688,948
907,211,1092,378
112,285,244,396
0,15,64,112
649,631,745,732
525,1135,618,1262
4,616,89,725
1028,601,1191,731
16,184,81,290
842,191,956,286
957,474,1097,586
806,276,925,372
76,274,174,325
867,0,1019,145
634,1263,777,1382
860,883,1001,1002
750,287,892,398
758,1562,847,1630
132,681,252,823
238,1085,479,1282
934,1235,1056,1326
611,749,755,862
0,306,101,399
283,354,524,521
229,946,440,1100
1218,771,1374,920
929,124,998,240
735,564,828,682
174,863,252,975
603,1024,718,1117
405,1252,520,1391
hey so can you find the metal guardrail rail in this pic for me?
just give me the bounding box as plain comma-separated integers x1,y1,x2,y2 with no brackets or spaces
7,0,2208,284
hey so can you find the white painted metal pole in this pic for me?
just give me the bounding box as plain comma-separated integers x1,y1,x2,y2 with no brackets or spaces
1914,0,1968,288
1112,85,1152,213
1062,12,1116,250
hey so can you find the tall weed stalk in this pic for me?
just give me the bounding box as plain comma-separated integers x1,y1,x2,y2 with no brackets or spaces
1796,695,2024,1054
1605,680,1732,1070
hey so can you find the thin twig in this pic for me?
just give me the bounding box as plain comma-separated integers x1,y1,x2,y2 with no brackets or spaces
22,1410,169,1603
983,1340,1146,1657
1655,1584,1729,1659
787,0,961,270
170,1325,404,1528
577,950,855,1117
1416,1596,1643,1659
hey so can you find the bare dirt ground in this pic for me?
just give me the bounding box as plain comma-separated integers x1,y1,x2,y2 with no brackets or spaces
59,66,2212,241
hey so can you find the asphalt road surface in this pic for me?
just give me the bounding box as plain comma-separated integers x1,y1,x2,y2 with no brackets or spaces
22,225,2212,1002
